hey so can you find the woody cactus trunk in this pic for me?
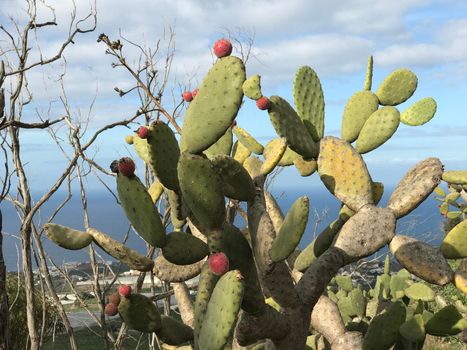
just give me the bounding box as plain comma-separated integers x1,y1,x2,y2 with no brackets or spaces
45,39,467,349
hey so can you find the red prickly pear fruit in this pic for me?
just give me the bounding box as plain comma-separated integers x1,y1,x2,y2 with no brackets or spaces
213,39,232,58
117,158,135,177
182,91,193,102
118,284,132,298
137,126,150,139
192,88,199,98
256,96,270,110
209,252,229,276
108,292,121,306
104,303,118,316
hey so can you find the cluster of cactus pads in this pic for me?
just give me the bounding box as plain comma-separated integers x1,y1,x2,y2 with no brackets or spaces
44,38,467,349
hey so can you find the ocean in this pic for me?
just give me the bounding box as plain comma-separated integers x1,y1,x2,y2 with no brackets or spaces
0,185,445,271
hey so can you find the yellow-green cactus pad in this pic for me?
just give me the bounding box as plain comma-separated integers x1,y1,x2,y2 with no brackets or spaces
204,127,233,159
211,155,255,201
147,122,180,191
178,152,225,231
388,158,443,219
270,196,309,262
118,293,161,333
180,56,245,153
232,140,251,164
341,91,379,143
133,134,150,164
404,283,435,301
400,97,437,126
161,231,209,265
44,223,92,250
372,181,384,205
232,126,264,155
364,55,373,91
157,315,194,345
442,170,467,184
243,155,263,180
389,235,453,285
261,138,287,175
153,255,204,283
376,68,418,106
242,74,262,100
293,157,317,177
268,95,318,159
355,106,400,154
293,66,325,142
148,181,164,203
278,146,300,166
425,305,467,336
440,219,467,259
117,173,166,247
317,136,373,211
88,228,154,272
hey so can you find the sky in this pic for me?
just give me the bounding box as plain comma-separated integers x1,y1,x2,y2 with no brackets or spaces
0,0,466,194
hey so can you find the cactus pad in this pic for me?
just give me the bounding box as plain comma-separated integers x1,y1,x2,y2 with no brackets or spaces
167,189,187,230
440,219,467,259
158,316,194,345
341,91,379,143
242,74,262,100
204,127,233,159
400,97,437,126
425,305,467,336
355,106,400,154
88,228,154,272
293,157,317,177
147,181,164,203
364,55,373,91
161,231,209,265
153,255,204,283
232,140,251,164
376,68,418,106
268,95,318,159
317,136,373,211
270,196,309,262
118,293,161,333
454,259,467,294
133,134,150,163
278,146,300,166
261,138,287,175
293,66,325,141
117,173,166,247
404,283,435,301
388,157,443,218
243,155,263,180
180,56,245,153
44,223,92,250
147,122,180,190
211,155,255,201
389,235,453,285
442,170,467,184
178,152,225,231
399,315,425,343
232,126,264,155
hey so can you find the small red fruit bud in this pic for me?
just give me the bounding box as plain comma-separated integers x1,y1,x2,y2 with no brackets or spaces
137,126,150,139
182,91,193,102
256,96,270,110
192,88,199,98
209,252,229,276
117,158,135,177
213,39,232,58
108,292,121,306
104,303,118,316
118,284,132,298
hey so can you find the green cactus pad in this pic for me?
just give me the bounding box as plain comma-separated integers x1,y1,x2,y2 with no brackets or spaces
268,95,318,159
364,55,373,91
372,182,384,205
294,218,344,272
232,126,264,155
87,228,154,272
362,301,407,350
317,136,373,211
278,146,300,166
389,274,408,300
346,289,366,318
167,189,187,230
177,152,225,231
180,56,245,154
293,66,325,141
242,74,262,100
442,170,467,184
404,283,435,301
399,314,425,343
341,91,379,143
118,293,161,333
376,68,418,106
204,127,233,159
153,255,204,283
161,231,209,265
335,275,353,292
211,155,255,201
440,219,467,259
243,155,263,180
388,158,443,218
400,97,437,126
198,270,244,350
261,138,287,175
133,134,150,164
425,305,467,336
293,157,317,177
157,316,194,345
232,140,251,164
270,196,309,262
44,223,92,250
147,122,180,190
148,181,164,203
117,173,166,247
389,235,453,285
355,106,400,154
